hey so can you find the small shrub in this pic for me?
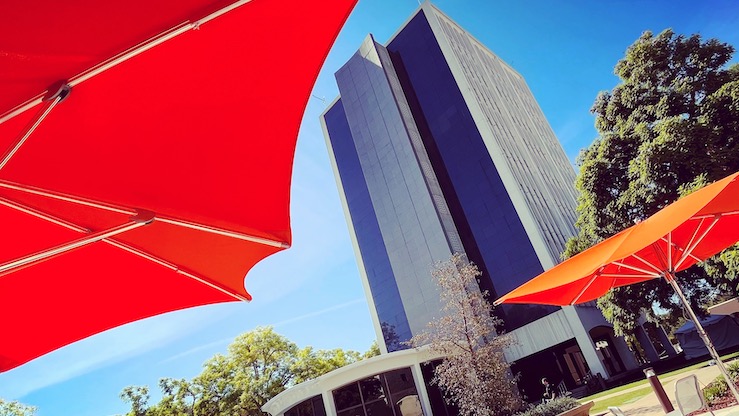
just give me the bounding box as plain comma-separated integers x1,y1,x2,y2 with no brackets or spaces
727,361,739,380
514,397,580,416
703,376,728,405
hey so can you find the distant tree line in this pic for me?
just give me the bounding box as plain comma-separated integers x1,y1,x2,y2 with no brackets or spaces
119,327,379,416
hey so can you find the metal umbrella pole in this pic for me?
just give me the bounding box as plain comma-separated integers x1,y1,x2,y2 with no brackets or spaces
665,271,739,403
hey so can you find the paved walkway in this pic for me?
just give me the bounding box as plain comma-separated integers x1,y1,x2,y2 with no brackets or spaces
594,359,739,416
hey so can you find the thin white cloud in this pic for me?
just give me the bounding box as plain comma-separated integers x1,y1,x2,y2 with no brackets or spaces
0,306,228,399
271,297,365,328
157,298,366,366
158,337,232,365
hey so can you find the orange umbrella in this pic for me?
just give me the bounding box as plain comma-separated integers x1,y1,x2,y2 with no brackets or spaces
495,171,739,400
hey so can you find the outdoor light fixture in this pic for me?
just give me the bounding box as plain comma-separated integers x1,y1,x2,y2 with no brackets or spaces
643,367,673,412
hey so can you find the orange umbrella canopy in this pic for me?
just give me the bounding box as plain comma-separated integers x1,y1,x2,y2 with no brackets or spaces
495,171,739,306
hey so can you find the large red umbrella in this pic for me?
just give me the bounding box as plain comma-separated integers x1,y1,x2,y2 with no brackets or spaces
0,0,356,371
495,171,739,401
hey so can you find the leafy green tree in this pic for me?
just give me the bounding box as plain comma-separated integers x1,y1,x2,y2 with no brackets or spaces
362,340,381,359
227,326,298,412
154,378,198,416
119,386,150,416
191,353,240,415
409,254,520,416
566,29,739,335
0,398,37,416
291,346,362,384
121,326,377,415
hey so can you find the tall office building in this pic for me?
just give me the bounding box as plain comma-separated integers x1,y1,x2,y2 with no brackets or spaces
321,3,666,396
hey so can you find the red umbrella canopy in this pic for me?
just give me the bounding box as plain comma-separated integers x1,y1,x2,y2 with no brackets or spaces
495,171,739,306
0,0,356,371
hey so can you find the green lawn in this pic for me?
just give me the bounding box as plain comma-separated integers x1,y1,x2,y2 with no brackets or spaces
589,386,653,414
580,351,739,412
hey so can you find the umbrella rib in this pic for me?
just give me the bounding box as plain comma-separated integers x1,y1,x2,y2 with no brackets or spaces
69,24,192,89
72,0,256,88
0,180,135,215
674,215,720,271
0,180,289,248
692,210,739,219
628,253,665,274
668,232,672,271
675,217,706,268
157,217,289,248
176,268,250,302
571,273,600,305
0,196,250,301
0,91,66,172
0,214,152,276
106,240,250,302
0,0,255,126
610,261,661,277
599,274,657,278
0,196,90,233
658,236,702,264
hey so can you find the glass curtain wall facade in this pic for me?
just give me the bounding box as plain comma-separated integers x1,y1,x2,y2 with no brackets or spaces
285,396,327,416
321,4,609,379
384,8,565,331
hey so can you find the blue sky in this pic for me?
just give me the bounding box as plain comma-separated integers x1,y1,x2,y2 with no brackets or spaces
2,1,739,415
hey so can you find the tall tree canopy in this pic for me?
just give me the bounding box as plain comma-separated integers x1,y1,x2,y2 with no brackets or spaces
565,29,739,335
120,327,378,416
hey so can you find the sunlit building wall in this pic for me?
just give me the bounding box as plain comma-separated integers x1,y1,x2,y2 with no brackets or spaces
322,3,644,397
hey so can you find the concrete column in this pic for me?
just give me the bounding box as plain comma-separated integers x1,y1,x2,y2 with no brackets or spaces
562,306,608,378
322,390,337,416
635,324,660,362
411,363,434,416
656,325,677,357
612,333,639,370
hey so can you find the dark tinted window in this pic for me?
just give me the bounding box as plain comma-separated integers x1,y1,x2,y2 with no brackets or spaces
365,400,394,416
285,400,313,416
333,382,362,411
385,367,416,402
360,376,386,402
312,396,327,416
285,395,326,416
330,367,420,416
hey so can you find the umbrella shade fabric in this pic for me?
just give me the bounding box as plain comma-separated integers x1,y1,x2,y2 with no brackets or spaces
0,0,356,371
495,171,739,306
